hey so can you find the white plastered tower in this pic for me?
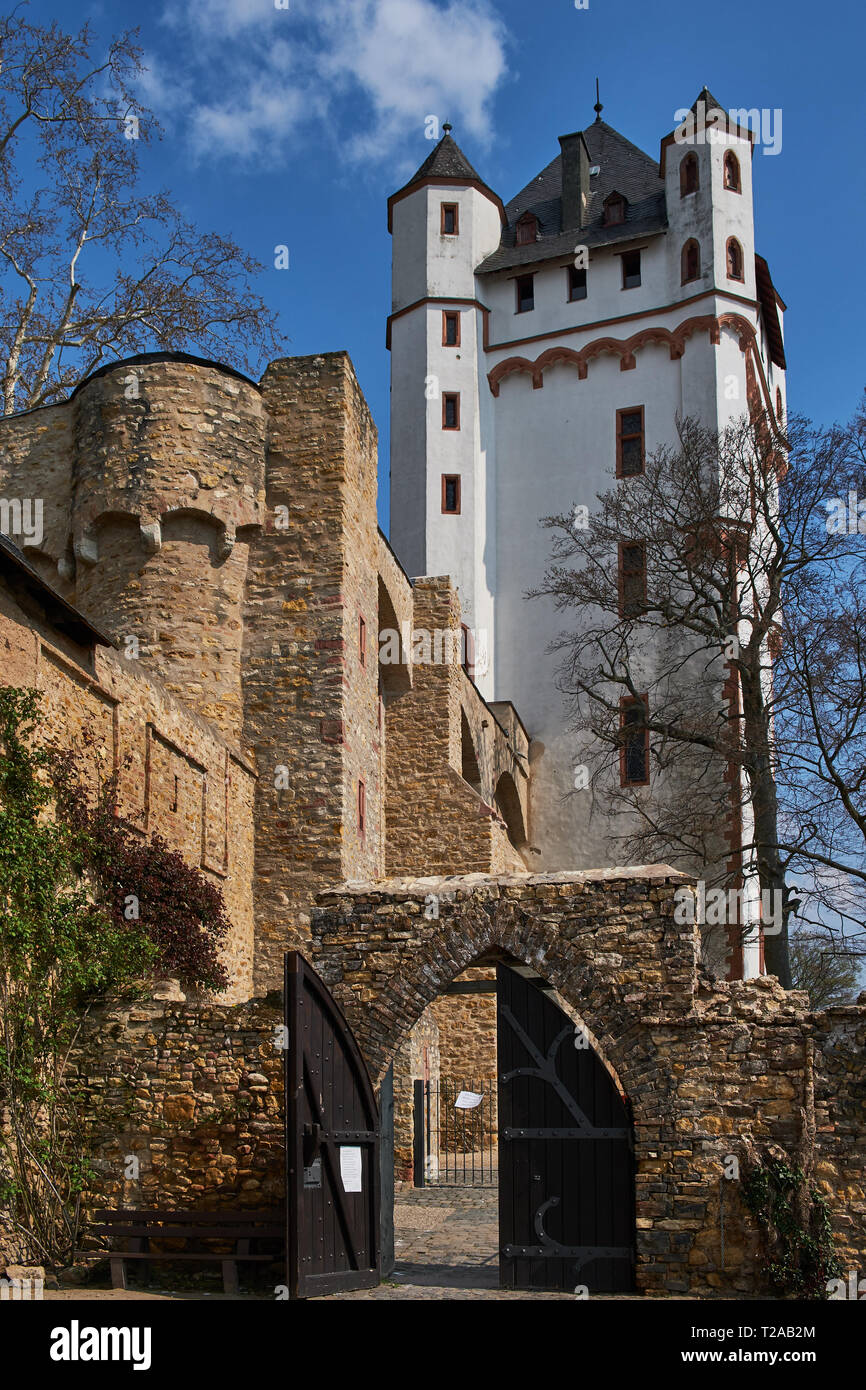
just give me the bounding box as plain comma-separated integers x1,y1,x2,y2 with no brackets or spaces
388,127,502,696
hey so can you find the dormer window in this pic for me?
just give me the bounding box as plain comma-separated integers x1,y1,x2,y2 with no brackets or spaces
679,153,699,197
515,212,538,246
723,151,741,192
726,237,744,281
681,239,700,284
603,192,627,226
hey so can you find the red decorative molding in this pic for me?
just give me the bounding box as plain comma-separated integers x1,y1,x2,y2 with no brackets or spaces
487,310,785,440
488,314,720,396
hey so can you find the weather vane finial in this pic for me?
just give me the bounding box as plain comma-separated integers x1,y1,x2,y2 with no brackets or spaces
442,121,453,135
594,78,603,122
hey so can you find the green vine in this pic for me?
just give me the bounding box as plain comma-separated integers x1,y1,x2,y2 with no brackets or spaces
741,1155,842,1299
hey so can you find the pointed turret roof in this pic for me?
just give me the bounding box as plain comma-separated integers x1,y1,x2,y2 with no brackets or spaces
407,130,485,184
387,127,504,232
690,85,727,116
659,86,756,173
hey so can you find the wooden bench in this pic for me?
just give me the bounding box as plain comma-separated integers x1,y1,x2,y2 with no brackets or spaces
82,1208,284,1294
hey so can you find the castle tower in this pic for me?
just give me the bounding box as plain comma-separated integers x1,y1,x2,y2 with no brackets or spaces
247,353,384,991
68,355,267,743
388,92,787,981
388,128,504,696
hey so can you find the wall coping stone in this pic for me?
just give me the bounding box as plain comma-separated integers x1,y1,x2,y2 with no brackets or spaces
317,863,692,899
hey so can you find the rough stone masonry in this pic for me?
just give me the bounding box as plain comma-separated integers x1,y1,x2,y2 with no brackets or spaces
0,350,863,1296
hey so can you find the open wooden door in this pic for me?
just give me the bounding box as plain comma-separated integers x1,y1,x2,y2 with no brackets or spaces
284,951,380,1297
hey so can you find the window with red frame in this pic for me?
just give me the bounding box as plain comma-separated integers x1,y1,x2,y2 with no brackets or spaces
619,541,647,617
442,474,461,513
679,152,699,196
442,311,460,346
441,203,458,235
616,406,645,478
681,239,700,284
723,151,741,192
620,696,649,786
726,237,744,280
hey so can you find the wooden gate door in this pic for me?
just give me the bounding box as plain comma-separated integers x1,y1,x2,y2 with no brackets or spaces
497,963,635,1292
284,951,380,1297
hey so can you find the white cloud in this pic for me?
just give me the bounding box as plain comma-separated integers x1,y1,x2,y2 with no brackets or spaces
143,0,509,165
317,0,509,161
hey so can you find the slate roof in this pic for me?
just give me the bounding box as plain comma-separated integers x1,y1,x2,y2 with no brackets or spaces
405,131,485,185
690,85,727,117
754,254,787,369
476,119,667,275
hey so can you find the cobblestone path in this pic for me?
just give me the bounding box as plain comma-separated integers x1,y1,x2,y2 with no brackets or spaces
322,1185,577,1301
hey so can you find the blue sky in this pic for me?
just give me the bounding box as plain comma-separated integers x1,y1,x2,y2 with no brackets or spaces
24,0,866,532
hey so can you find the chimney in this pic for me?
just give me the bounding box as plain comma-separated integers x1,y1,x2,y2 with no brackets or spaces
558,130,592,231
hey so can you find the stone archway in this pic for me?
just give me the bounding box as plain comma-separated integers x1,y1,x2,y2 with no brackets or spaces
312,868,694,1097
311,867,694,1292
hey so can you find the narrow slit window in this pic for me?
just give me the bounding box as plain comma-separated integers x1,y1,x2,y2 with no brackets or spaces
681,239,700,284
619,541,647,617
442,311,460,346
620,697,649,786
359,614,366,667
442,474,461,513
358,779,366,836
617,407,645,478
724,151,741,192
680,152,699,196
726,237,744,281
441,203,458,235
442,392,460,429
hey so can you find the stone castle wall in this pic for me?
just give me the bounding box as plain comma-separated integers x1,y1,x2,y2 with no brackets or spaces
69,996,284,1218
311,869,866,1296
0,566,256,1000
0,350,524,1000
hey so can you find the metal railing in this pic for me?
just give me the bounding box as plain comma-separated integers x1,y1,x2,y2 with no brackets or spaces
413,1076,498,1187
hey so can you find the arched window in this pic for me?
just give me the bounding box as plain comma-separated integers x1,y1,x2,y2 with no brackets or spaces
723,151,741,192
515,212,538,246
603,192,627,226
681,238,700,284
680,152,699,197
776,387,784,422
726,237,744,281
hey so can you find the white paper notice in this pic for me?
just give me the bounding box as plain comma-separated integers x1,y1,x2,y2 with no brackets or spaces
340,1145,363,1193
455,1091,484,1110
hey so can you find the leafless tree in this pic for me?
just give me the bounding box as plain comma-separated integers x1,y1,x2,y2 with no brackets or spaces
0,7,282,415
531,404,866,988
789,931,860,1010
